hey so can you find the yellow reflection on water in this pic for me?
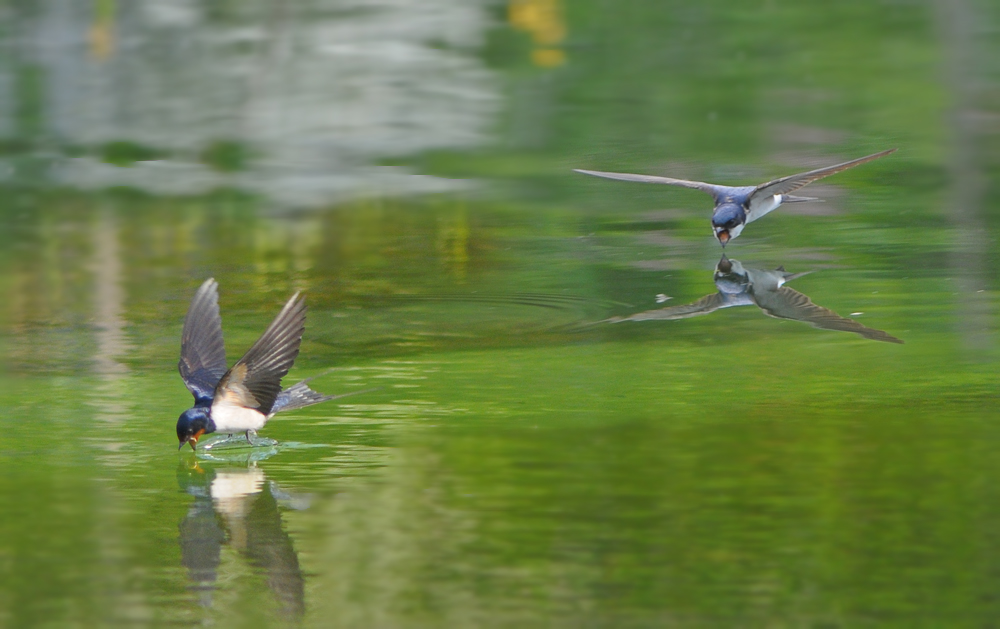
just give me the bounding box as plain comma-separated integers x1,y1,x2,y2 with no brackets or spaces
89,0,115,60
531,48,567,68
436,203,470,281
509,0,567,67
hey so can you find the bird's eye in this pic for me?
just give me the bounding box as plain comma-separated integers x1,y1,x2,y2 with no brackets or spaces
725,219,738,229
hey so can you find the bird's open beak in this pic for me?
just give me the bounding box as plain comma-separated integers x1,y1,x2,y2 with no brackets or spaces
179,429,206,451
717,230,730,246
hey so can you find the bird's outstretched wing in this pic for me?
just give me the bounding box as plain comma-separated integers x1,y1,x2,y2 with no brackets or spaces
749,149,896,202
179,278,228,404
608,293,732,322
574,169,722,197
212,293,307,417
754,286,903,344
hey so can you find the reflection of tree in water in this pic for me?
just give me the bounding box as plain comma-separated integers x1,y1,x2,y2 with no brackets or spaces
177,461,305,620
935,0,998,351
0,0,499,206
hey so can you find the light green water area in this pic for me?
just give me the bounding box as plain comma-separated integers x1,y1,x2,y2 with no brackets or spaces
3,1,1000,627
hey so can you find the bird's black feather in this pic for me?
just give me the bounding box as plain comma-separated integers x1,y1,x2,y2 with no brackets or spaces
213,293,306,416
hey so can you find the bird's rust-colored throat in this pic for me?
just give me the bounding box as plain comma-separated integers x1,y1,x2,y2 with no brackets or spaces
181,428,206,451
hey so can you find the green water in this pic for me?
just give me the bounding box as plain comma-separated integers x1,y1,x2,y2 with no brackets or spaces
3,1,1000,627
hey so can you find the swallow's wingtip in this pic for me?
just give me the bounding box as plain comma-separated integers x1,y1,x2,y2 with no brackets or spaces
285,291,306,309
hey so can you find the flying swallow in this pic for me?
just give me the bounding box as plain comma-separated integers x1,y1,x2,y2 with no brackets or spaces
608,256,903,343
176,279,364,450
575,149,896,245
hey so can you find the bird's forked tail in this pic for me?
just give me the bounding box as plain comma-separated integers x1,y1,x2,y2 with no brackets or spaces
270,375,376,416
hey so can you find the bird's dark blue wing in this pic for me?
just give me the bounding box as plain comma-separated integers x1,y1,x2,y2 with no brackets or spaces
606,292,735,322
212,293,306,417
574,169,724,199
749,149,896,202
754,286,904,344
179,278,228,404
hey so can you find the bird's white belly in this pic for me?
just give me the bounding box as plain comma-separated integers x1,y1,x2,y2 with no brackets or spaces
747,194,783,223
211,468,266,518
212,400,268,432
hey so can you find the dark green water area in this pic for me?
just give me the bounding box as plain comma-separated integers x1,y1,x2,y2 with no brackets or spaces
3,0,1000,626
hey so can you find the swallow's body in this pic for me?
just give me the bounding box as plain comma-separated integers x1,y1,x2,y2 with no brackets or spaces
609,256,903,344
176,279,346,450
575,149,896,245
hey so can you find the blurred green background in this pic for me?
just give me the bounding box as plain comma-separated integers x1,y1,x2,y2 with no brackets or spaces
2,0,1000,626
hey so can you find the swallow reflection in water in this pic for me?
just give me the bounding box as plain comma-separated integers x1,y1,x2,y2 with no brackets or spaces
178,461,305,619
575,149,896,246
177,278,362,450
609,256,903,344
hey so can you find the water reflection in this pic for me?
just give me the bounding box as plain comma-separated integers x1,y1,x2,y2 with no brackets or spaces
936,0,996,351
177,460,307,620
3,0,499,207
612,256,903,344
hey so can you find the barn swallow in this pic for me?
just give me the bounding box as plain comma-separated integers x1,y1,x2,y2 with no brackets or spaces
608,256,903,343
575,149,896,246
176,279,363,450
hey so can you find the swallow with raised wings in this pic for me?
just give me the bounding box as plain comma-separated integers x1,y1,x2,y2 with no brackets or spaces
176,279,358,450
575,149,896,246
608,256,903,343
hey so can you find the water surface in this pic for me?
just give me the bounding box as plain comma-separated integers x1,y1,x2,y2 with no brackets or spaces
2,0,1000,627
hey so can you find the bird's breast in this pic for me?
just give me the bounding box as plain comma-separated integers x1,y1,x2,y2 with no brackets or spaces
211,399,268,432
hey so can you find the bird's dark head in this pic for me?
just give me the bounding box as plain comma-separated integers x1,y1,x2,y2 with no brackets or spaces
711,203,746,247
177,407,214,451
714,255,750,294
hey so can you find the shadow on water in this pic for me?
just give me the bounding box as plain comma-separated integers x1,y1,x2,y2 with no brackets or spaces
177,459,307,622
606,255,904,344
